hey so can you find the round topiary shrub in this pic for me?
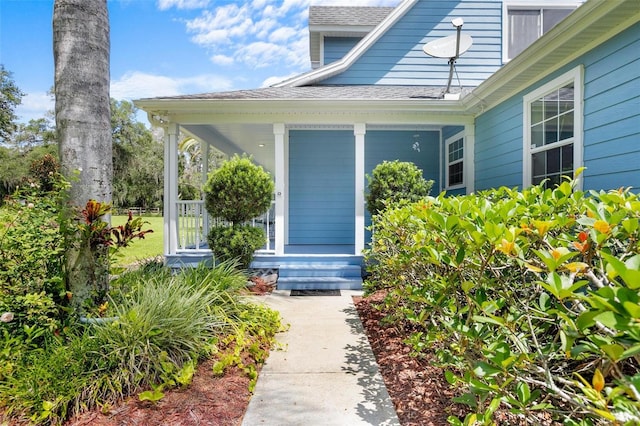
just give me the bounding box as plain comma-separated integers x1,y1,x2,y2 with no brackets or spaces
365,160,433,216
203,155,274,268
204,154,274,224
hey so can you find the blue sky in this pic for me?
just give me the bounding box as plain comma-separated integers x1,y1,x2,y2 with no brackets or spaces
1,0,400,124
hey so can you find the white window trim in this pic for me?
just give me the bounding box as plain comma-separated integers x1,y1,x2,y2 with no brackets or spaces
522,65,583,189
502,1,583,63
445,130,466,190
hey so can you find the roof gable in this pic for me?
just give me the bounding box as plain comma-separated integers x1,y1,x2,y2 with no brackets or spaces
275,0,418,87
278,0,504,90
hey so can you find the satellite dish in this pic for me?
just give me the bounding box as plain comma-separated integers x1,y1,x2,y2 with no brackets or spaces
423,18,473,96
423,33,473,59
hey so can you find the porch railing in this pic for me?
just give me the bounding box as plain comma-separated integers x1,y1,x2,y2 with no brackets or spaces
176,200,275,253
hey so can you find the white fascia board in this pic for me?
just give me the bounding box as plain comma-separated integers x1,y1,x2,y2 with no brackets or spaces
273,0,418,88
136,98,467,120
310,25,376,34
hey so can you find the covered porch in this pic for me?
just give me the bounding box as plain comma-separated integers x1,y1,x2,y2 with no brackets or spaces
135,87,475,288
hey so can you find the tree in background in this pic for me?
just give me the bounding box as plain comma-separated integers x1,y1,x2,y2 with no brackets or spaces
54,0,112,312
111,99,163,210
0,65,24,144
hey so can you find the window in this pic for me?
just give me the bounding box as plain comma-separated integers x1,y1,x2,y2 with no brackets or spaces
503,2,582,61
523,66,583,189
446,132,465,188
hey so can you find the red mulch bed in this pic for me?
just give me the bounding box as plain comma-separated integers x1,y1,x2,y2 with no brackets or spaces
354,291,468,426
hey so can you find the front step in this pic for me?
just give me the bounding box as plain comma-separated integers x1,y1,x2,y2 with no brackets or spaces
250,254,363,290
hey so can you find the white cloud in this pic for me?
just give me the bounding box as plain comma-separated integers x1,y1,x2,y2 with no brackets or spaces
269,26,298,43
157,0,211,11
15,91,54,123
110,71,234,100
211,54,235,66
183,1,310,73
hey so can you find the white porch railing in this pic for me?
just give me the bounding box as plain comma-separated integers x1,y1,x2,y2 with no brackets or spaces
176,200,275,253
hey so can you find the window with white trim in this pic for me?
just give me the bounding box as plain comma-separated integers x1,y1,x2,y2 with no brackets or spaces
446,131,465,189
503,1,582,61
523,66,583,189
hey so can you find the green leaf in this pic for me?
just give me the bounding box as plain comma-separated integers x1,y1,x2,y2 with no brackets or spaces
622,344,640,360
593,311,622,330
445,370,458,385
539,292,551,311
473,362,502,377
447,416,464,426
455,246,465,266
452,392,477,408
461,281,474,293
472,315,505,327
622,218,639,234
516,381,531,404
623,301,640,318
576,310,599,331
601,344,624,362
138,389,165,403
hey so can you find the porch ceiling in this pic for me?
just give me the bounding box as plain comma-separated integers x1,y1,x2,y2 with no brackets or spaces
182,123,276,175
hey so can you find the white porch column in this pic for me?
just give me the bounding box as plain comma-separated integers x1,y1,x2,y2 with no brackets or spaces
464,122,475,194
354,123,366,255
274,123,286,255
165,123,179,256
201,141,210,236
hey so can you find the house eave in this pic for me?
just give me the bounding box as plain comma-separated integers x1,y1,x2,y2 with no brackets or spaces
135,98,469,125
464,0,640,115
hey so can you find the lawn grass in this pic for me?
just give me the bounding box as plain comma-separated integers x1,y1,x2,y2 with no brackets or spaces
111,215,163,267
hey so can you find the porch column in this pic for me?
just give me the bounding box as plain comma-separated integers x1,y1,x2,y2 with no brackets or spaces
274,123,286,255
201,141,210,237
354,123,366,255
464,122,475,194
165,123,179,256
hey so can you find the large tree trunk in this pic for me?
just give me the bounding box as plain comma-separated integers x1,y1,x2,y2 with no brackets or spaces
54,0,111,312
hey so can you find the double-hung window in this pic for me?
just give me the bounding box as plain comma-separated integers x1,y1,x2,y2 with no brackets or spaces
446,131,465,189
503,1,582,61
523,66,583,189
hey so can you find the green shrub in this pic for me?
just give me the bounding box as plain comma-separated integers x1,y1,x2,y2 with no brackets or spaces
0,177,70,342
207,224,266,268
365,177,640,424
204,155,274,267
0,330,103,424
365,160,433,216
0,261,279,425
204,154,274,224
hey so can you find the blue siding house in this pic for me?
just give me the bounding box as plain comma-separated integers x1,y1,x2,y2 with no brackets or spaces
135,0,640,289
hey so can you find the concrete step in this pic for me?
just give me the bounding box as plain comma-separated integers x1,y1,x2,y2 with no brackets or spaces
278,264,362,278
276,276,363,290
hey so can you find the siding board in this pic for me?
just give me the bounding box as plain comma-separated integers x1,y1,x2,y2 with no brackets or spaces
320,0,503,86
289,130,355,245
474,21,640,192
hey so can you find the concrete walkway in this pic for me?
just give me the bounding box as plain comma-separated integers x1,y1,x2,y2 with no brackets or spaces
242,290,400,426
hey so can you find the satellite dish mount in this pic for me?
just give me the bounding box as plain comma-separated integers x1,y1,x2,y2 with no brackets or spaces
423,18,473,97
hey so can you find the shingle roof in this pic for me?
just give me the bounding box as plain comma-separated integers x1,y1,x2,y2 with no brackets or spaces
146,85,454,101
309,6,395,27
